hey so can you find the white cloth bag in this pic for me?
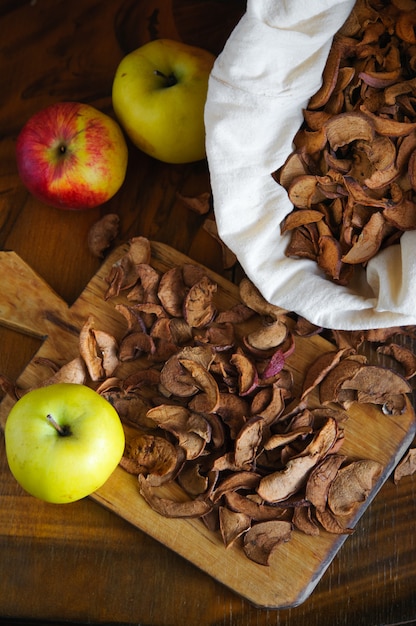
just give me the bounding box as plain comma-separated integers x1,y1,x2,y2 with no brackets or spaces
204,0,416,330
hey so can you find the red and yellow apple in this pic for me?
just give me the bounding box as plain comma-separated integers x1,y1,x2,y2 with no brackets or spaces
112,39,215,164
16,101,128,210
4,383,125,503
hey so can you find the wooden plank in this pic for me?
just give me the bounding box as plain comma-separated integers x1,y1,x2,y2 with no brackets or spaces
0,241,414,608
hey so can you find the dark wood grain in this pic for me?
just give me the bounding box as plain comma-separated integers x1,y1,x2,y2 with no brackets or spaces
0,1,416,624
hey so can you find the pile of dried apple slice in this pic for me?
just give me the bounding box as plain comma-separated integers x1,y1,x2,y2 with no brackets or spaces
3,236,414,566
275,0,416,285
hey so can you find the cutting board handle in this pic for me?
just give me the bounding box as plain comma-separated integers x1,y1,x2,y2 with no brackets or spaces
0,250,71,338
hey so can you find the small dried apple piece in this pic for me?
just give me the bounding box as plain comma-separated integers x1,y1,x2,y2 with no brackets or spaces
305,454,347,513
79,316,106,381
99,389,154,430
287,175,327,209
215,393,249,438
319,358,365,405
340,364,412,409
239,278,287,319
277,151,310,188
105,237,151,299
394,448,416,483
157,266,187,317
224,491,289,522
120,431,179,481
119,331,155,361
280,208,324,233
194,321,235,352
183,274,217,328
146,404,211,460
219,506,251,548
93,328,119,376
263,426,313,451
323,112,375,151
317,235,343,281
159,353,199,398
177,462,210,497
230,351,259,396
211,471,261,504
292,505,320,536
377,343,416,379
341,211,386,265
127,264,161,304
178,357,220,412
257,454,319,503
315,506,353,534
234,416,264,470
251,384,286,425
138,475,212,518
87,213,119,258
243,520,292,565
34,356,87,386
244,320,288,353
301,349,351,400
327,459,383,517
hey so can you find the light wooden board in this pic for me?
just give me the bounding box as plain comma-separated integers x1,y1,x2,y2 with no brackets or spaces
0,241,414,609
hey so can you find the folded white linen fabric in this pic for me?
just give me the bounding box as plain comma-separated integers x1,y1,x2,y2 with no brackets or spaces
204,0,416,330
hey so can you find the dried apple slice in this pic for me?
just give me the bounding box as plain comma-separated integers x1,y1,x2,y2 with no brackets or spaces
243,520,292,565
219,506,251,548
327,459,383,517
138,475,212,518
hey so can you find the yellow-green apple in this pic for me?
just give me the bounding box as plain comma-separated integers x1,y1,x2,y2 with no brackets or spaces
16,102,128,210
112,39,215,164
4,383,125,503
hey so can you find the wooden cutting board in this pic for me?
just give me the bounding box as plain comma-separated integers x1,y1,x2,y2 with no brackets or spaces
0,241,414,609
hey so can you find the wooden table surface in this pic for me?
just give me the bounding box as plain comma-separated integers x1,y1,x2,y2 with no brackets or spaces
1,1,416,625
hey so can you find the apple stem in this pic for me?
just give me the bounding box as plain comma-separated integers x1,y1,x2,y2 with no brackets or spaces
153,69,177,87
46,414,71,437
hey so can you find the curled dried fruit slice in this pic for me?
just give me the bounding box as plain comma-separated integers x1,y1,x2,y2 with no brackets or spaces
120,432,180,483
230,351,258,396
341,211,386,265
323,112,374,151
292,505,320,536
257,454,319,503
184,275,217,328
87,213,119,258
35,356,87,387
178,357,220,412
219,506,251,548
315,507,353,535
245,320,288,353
377,343,416,379
224,491,289,522
79,316,119,380
243,520,292,565
305,454,347,513
147,404,211,460
138,475,212,518
394,448,416,483
105,237,151,299
328,459,382,517
340,364,411,410
157,266,187,317
234,416,264,470
239,278,287,319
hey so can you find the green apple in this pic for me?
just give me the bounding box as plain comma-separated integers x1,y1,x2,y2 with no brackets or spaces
112,38,215,164
4,383,125,503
